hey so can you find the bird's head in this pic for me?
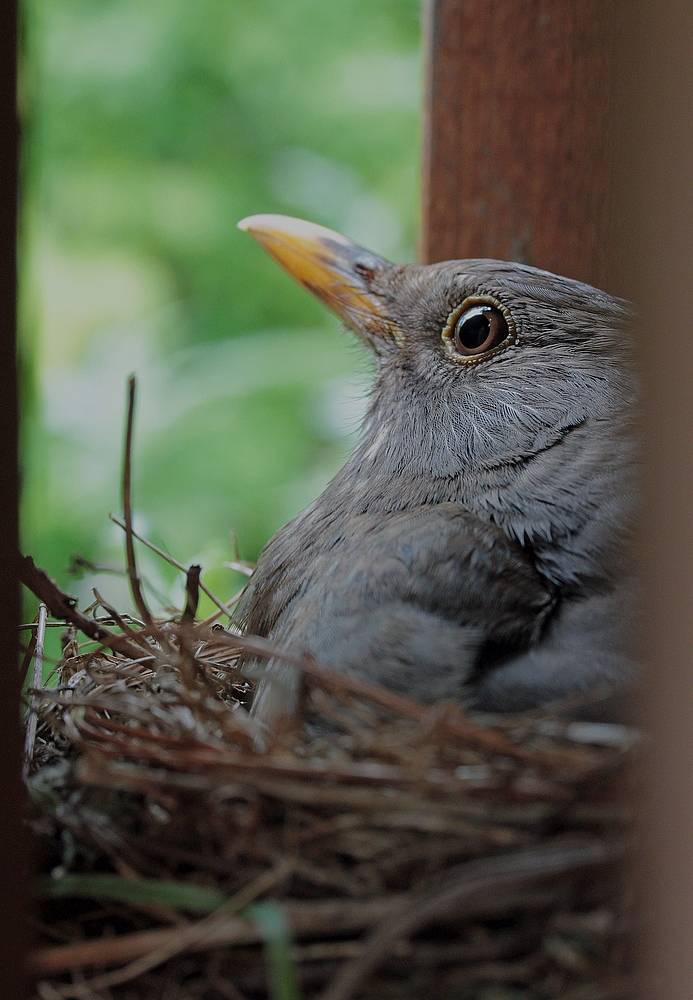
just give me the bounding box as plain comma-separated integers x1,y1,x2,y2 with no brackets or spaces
238,215,635,485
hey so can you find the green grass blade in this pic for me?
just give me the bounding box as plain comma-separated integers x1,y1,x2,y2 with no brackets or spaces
35,874,227,914
246,900,302,1000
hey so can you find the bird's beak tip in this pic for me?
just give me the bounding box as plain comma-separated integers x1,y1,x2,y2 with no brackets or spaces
237,213,282,236
237,213,354,247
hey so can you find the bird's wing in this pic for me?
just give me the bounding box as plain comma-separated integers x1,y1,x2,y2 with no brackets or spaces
309,502,552,637
239,502,550,635
240,502,553,725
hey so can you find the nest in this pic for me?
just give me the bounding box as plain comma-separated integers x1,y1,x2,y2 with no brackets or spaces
21,379,637,1000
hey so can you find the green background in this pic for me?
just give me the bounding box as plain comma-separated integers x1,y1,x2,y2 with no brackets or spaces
20,0,422,623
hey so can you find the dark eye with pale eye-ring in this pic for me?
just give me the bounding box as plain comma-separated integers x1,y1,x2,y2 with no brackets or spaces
454,305,508,355
442,297,515,363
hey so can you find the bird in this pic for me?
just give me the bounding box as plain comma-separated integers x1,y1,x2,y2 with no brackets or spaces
234,214,638,728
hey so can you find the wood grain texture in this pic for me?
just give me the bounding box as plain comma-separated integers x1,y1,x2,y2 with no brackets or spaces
421,0,615,290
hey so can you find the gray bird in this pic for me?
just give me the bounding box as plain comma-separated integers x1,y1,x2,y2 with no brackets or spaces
234,215,638,728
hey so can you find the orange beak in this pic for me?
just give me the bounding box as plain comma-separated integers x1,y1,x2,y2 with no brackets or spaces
237,214,398,347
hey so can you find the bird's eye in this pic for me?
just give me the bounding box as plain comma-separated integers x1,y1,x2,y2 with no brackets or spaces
453,305,508,355
442,297,515,363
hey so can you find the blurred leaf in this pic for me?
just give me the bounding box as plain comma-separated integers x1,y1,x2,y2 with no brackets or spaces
247,900,302,1000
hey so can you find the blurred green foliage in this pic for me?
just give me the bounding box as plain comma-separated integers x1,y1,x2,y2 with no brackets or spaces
20,0,421,619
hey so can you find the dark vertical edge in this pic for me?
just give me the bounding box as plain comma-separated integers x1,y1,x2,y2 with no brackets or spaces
0,0,28,996
610,5,693,998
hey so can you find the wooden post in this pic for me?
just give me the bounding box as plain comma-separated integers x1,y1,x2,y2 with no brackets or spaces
611,5,693,998
0,0,27,995
422,3,693,997
421,0,614,290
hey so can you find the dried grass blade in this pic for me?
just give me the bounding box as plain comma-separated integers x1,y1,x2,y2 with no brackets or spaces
19,626,38,682
23,602,47,777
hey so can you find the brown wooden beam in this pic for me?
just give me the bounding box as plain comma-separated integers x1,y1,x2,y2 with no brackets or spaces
421,0,615,290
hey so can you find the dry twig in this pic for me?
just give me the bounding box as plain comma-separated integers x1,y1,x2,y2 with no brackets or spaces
121,375,154,628
18,556,144,660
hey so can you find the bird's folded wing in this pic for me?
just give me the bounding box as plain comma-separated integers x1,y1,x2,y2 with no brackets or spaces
238,503,554,723
317,502,551,634
241,502,549,641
